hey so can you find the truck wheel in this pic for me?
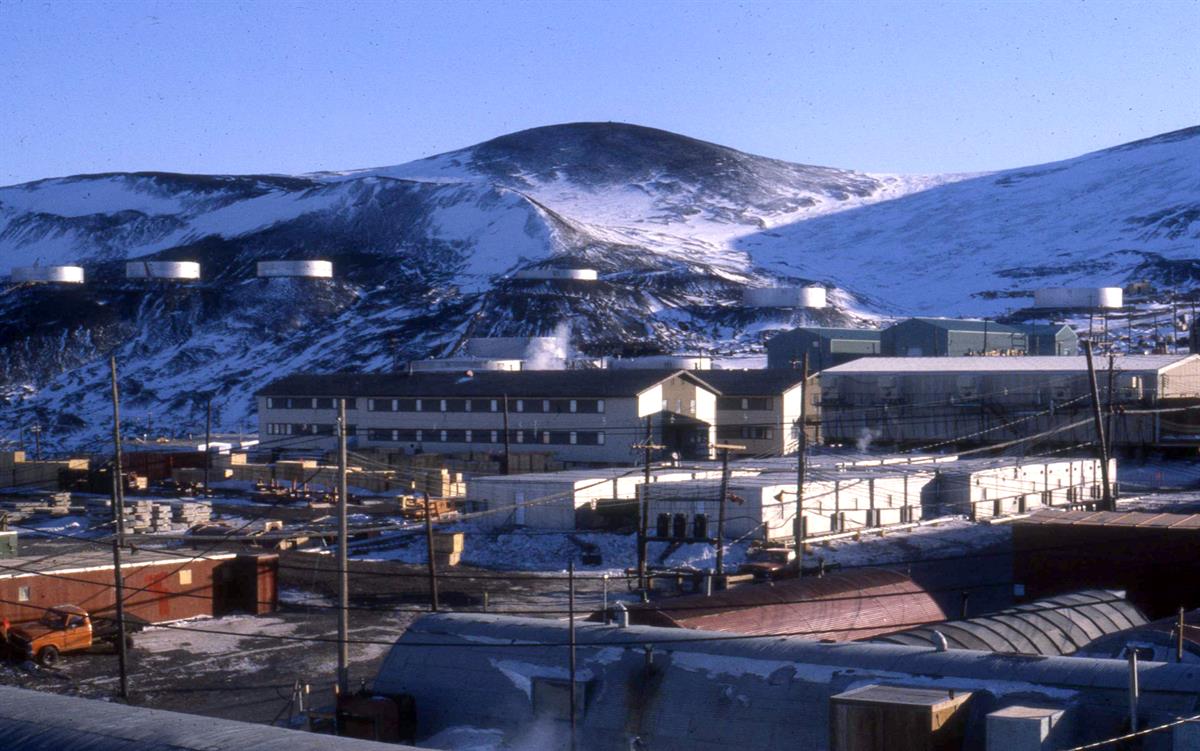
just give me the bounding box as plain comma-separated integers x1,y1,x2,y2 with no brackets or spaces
37,645,59,667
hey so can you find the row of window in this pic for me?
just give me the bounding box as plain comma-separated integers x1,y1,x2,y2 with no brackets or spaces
366,397,606,414
269,396,780,414
266,397,359,410
716,396,774,411
266,423,357,436
716,426,775,440
365,428,606,446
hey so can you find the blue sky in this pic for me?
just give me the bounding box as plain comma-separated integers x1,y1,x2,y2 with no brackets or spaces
1,0,1197,185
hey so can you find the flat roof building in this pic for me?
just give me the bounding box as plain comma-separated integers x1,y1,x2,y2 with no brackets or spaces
818,354,1200,448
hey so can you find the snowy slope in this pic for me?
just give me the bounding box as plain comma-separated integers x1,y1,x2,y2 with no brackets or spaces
0,122,1196,450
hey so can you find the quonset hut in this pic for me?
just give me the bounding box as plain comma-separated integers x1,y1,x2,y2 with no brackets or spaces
872,590,1147,656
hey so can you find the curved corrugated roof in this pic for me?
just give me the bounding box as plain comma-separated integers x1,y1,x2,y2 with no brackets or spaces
871,590,1148,656
626,568,947,640
0,686,416,751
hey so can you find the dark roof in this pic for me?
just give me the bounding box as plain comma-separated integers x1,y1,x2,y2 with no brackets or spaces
770,327,882,342
1018,509,1200,530
694,369,805,396
901,318,1024,334
257,369,707,399
622,569,946,640
0,685,415,751
871,590,1147,656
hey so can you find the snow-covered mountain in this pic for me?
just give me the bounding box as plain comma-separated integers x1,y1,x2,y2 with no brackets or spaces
0,122,1196,449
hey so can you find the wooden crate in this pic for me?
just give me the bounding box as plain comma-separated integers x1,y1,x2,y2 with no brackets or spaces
830,684,972,751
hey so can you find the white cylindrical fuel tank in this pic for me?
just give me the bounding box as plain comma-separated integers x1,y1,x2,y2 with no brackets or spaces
798,286,827,308
1033,287,1123,309
743,286,827,308
125,261,201,280
256,260,334,278
513,268,598,281
11,266,86,284
607,355,712,370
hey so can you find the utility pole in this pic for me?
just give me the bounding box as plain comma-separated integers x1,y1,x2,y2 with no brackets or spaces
1177,607,1186,663
1172,297,1179,353
634,417,664,593
1105,354,1117,462
108,356,129,700
336,399,349,697
794,353,809,570
423,492,439,612
567,560,577,751
204,397,212,494
501,394,511,475
1084,341,1114,512
712,443,744,577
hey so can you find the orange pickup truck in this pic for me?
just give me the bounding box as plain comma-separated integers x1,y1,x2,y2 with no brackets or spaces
4,604,144,666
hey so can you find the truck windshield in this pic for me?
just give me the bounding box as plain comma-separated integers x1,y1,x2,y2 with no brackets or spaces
40,611,67,629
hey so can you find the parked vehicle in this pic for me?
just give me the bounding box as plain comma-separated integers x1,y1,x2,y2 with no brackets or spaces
6,605,145,666
737,546,798,580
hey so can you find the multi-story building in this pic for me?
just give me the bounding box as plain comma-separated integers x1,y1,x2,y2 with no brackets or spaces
692,370,806,456
256,369,719,464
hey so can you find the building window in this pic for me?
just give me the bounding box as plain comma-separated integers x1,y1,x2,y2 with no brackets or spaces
465,430,473,443
516,399,525,412
179,569,192,586
368,399,379,412
597,432,605,445
439,430,448,442
314,397,333,409
266,397,275,409
569,432,578,445
569,399,577,413
491,430,499,443
491,399,499,412
415,399,423,412
689,399,696,414
532,677,590,720
542,431,551,444
597,399,605,414
416,430,424,442
516,430,525,444
345,398,356,410
18,586,30,602
542,399,551,413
